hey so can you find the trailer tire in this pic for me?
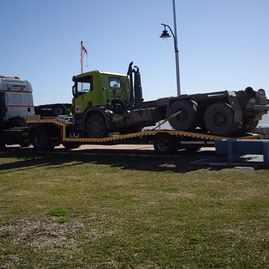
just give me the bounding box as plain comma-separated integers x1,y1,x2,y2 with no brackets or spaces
32,127,53,151
204,102,238,135
86,114,108,138
154,134,177,155
168,100,197,131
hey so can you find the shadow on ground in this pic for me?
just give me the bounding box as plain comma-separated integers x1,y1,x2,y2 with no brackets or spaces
0,146,266,173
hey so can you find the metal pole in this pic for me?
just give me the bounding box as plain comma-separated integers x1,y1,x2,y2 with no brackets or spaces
172,0,181,96
80,41,83,74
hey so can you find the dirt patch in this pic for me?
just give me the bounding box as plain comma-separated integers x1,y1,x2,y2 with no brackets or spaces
0,218,84,249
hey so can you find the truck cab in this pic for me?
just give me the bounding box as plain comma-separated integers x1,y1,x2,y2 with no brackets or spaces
0,75,34,128
72,71,130,115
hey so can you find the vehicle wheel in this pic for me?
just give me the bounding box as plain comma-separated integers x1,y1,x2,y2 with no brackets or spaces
52,104,66,116
168,100,197,131
63,142,81,150
241,120,259,133
32,127,51,151
204,102,238,136
86,114,108,138
154,134,177,155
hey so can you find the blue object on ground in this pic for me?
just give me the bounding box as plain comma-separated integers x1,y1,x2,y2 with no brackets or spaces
215,139,269,166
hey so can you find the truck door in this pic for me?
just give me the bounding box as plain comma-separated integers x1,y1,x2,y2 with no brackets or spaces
72,75,94,114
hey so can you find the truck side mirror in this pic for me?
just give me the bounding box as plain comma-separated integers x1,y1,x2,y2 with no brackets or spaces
72,83,78,97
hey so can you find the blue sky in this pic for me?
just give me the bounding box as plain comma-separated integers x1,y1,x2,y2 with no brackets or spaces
1,0,269,105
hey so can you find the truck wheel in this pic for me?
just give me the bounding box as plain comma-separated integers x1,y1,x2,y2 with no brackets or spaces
32,127,53,151
168,100,197,131
86,114,108,138
52,104,66,116
63,142,81,150
204,102,238,136
154,134,177,155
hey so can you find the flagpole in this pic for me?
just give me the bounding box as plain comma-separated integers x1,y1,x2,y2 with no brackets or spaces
80,41,83,74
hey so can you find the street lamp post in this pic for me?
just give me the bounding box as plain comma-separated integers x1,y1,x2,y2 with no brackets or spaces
160,0,181,96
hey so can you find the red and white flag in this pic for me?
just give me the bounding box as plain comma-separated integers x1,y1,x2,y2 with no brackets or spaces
81,43,87,55
80,41,88,73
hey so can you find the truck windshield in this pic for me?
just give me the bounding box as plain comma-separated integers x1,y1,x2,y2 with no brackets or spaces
78,82,92,93
75,76,93,95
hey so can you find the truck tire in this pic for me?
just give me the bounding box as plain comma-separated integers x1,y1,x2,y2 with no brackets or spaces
204,102,238,136
168,100,197,131
154,134,177,155
32,127,54,151
52,104,66,116
86,114,108,138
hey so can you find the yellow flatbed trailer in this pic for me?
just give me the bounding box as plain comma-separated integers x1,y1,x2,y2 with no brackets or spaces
26,116,261,154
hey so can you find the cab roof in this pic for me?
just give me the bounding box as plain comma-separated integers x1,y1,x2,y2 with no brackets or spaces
75,70,127,80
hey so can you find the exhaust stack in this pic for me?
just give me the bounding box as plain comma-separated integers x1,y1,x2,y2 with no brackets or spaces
133,66,143,106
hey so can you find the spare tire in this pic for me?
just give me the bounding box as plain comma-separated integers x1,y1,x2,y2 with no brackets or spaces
204,102,238,136
168,100,197,131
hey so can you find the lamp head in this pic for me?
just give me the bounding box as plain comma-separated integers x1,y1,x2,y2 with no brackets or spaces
160,30,171,39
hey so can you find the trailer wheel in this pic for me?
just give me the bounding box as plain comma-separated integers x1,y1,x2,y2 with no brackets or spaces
168,100,197,131
32,127,54,151
63,142,81,150
154,134,177,155
204,102,238,135
86,114,108,138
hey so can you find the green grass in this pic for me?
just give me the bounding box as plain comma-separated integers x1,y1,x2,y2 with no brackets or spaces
0,149,269,268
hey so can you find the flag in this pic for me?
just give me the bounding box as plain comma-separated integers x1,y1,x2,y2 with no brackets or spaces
80,41,88,73
82,44,87,55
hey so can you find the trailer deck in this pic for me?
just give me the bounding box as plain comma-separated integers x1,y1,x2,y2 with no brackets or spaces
25,115,261,154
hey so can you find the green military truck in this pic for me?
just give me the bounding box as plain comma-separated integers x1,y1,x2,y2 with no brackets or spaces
71,62,269,137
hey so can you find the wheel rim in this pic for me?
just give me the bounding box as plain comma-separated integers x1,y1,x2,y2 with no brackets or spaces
90,122,101,134
157,138,169,152
213,112,226,127
176,109,187,122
